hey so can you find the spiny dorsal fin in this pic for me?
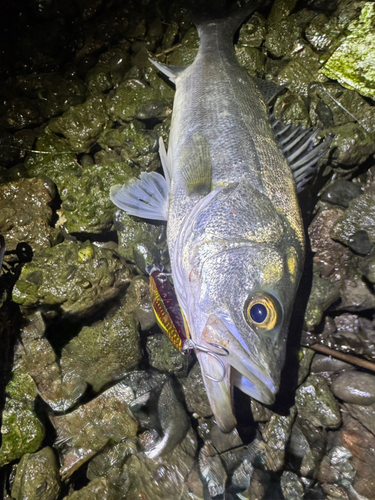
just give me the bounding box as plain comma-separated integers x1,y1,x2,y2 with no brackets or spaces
180,133,212,196
271,115,332,192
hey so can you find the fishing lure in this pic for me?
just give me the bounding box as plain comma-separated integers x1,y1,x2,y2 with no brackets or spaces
147,264,229,382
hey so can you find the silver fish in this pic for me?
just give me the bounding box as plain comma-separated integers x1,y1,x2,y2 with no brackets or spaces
111,3,325,432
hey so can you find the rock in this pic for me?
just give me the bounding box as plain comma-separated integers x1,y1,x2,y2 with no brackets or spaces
0,343,45,466
107,79,170,122
86,440,137,480
198,442,227,498
146,333,191,378
61,304,141,392
181,362,212,418
332,371,375,405
11,447,61,500
48,94,110,151
345,402,375,436
287,416,327,478
280,471,305,499
321,180,362,208
250,399,273,422
12,240,131,313
260,407,296,471
311,354,354,375
143,379,191,459
51,381,138,479
295,375,341,428
123,275,155,330
320,3,375,100
0,177,60,258
168,27,199,67
298,347,316,385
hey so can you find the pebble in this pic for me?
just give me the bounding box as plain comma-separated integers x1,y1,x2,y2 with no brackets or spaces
331,371,375,405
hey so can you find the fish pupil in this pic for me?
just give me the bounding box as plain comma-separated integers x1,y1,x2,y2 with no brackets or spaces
250,303,267,323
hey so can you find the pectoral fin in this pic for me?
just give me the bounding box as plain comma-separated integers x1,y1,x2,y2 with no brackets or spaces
110,171,169,221
180,133,212,196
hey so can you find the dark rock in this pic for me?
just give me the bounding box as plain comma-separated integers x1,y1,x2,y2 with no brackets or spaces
332,371,375,405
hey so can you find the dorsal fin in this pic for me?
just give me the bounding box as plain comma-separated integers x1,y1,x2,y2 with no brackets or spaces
271,116,332,191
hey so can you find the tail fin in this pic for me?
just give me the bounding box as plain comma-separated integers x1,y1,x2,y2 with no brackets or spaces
190,0,262,39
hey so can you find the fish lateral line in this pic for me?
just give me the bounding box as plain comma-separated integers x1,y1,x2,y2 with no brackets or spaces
147,263,229,382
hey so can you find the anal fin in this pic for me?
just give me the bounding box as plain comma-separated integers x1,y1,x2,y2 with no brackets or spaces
149,58,187,84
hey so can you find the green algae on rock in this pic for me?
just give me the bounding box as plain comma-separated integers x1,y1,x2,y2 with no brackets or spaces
51,382,138,479
295,375,341,428
320,3,375,100
11,447,61,500
0,345,45,466
0,177,61,256
61,304,141,392
12,240,131,313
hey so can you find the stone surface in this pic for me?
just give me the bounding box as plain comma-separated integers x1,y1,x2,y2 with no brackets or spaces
332,371,375,405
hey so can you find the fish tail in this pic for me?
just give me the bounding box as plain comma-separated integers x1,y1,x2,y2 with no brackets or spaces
191,0,262,39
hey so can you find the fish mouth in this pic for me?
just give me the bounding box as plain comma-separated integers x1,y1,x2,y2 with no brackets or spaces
196,314,277,432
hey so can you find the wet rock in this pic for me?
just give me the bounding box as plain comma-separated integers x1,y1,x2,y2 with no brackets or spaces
86,440,137,480
298,347,316,385
320,3,375,100
250,398,273,422
265,0,302,58
120,427,197,500
328,122,375,167
0,344,45,466
123,275,155,330
295,375,341,428
11,447,60,500
361,254,375,283
146,333,191,378
61,304,141,392
198,442,227,498
311,354,354,376
181,362,212,418
51,381,138,478
0,177,60,257
231,458,254,491
210,423,243,454
235,46,265,78
280,471,305,499
304,263,341,330
98,120,160,170
273,92,311,128
60,159,139,234
144,379,190,459
287,416,327,478
12,240,131,313
114,210,167,273
107,79,170,123
238,12,267,48
331,185,375,251
20,312,87,412
168,27,199,67
48,94,109,151
260,407,296,471
321,180,362,208
318,444,356,499
332,371,375,405
345,402,375,436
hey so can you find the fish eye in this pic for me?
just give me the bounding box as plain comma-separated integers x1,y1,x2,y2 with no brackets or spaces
245,293,278,330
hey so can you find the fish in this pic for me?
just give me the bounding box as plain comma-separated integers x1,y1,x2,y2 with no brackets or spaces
111,2,328,432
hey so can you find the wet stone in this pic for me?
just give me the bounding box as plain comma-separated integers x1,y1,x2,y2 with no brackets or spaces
0,343,45,466
51,381,138,479
345,402,375,437
321,180,362,208
12,240,131,314
295,375,341,428
11,447,61,500
332,371,375,405
198,442,227,498
146,333,191,378
86,440,137,480
287,416,327,478
298,347,315,385
280,471,305,500
250,398,273,422
123,275,155,331
0,177,60,258
168,27,199,67
310,354,354,376
181,362,212,418
361,254,375,283
61,304,141,392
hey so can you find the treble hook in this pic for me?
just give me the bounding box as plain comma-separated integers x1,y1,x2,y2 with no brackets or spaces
182,339,230,383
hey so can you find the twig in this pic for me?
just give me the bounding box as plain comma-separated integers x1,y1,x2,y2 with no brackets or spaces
156,43,182,57
303,343,375,372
